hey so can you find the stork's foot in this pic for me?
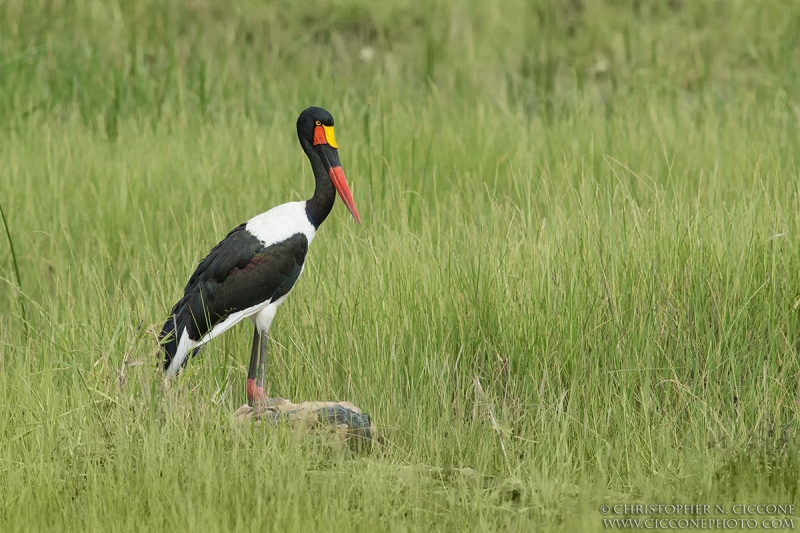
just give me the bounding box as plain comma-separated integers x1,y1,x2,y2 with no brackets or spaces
246,378,266,407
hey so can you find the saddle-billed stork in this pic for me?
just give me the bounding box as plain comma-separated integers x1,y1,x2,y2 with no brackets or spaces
159,107,360,406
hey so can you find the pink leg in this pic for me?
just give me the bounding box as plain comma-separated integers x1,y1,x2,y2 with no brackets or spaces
246,378,266,405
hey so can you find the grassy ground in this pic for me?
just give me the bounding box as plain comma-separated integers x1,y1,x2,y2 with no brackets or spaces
1,0,800,530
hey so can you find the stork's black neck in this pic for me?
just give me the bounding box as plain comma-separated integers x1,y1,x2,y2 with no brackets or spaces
303,144,336,229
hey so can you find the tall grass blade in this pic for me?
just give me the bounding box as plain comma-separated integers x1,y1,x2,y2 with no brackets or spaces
0,196,28,339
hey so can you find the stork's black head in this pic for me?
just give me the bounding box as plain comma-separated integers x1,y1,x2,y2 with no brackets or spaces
297,106,336,146
296,106,361,225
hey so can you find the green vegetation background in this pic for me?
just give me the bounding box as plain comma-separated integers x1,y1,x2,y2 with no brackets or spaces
1,0,799,530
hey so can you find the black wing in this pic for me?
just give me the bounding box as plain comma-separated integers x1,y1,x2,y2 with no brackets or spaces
166,228,309,344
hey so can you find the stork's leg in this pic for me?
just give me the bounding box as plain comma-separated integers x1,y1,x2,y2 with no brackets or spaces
246,327,266,406
256,330,268,394
247,304,278,406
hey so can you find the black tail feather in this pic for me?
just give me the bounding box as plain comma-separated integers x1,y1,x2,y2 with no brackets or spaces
159,314,179,372
160,301,205,373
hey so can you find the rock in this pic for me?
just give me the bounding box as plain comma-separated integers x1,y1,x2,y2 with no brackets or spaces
234,397,375,451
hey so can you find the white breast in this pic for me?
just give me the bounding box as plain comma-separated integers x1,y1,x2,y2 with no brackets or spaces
245,201,316,247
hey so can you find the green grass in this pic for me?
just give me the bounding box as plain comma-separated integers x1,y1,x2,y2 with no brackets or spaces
1,0,800,530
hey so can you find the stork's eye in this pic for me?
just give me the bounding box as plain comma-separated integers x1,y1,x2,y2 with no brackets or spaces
315,120,322,126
